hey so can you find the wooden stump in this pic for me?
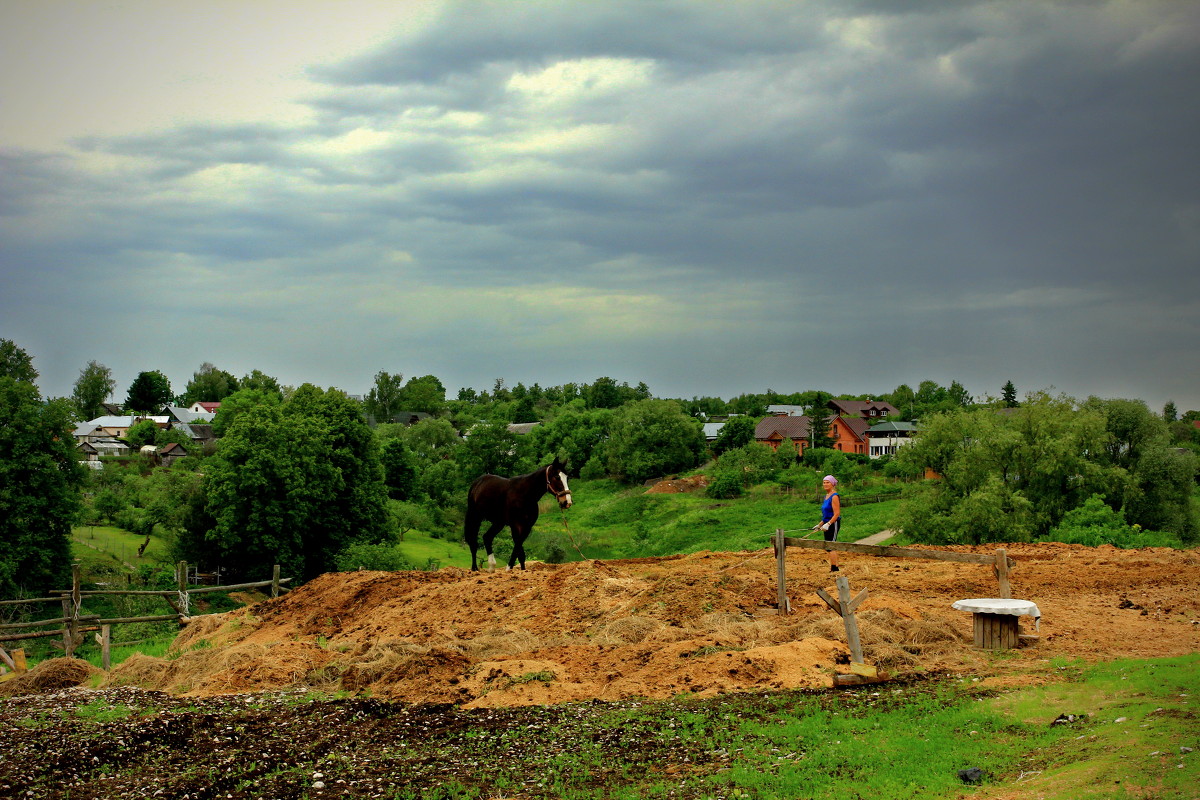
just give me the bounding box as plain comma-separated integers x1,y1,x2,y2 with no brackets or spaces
973,612,1019,650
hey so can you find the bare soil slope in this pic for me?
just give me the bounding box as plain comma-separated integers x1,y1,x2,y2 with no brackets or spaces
96,543,1200,707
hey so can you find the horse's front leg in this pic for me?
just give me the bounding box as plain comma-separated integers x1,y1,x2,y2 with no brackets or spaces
509,525,530,570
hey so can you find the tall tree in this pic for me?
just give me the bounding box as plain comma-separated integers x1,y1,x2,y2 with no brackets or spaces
711,415,757,457
605,399,705,483
1001,380,1019,408
204,386,390,580
72,360,116,420
239,369,282,396
125,370,173,412
403,374,447,415
0,376,84,598
806,394,834,450
182,362,239,405
364,370,405,423
0,338,38,384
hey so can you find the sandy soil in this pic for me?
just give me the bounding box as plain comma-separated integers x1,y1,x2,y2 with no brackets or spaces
72,542,1200,707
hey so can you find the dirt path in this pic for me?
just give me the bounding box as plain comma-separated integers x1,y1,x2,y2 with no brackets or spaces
48,542,1193,708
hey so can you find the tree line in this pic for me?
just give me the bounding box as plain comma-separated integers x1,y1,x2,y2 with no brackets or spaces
3,338,1198,599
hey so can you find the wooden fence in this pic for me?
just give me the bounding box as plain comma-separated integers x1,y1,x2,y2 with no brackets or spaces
772,528,1014,614
0,562,291,669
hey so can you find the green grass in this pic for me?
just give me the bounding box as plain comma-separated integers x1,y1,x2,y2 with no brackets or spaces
72,525,170,567
395,529,473,570
527,477,901,562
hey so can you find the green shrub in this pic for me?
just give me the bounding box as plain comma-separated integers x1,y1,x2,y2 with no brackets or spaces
1047,494,1183,548
333,543,415,572
705,470,744,499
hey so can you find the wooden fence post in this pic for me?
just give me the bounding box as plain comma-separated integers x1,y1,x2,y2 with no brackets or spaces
176,561,189,618
994,548,1012,599
271,564,281,598
95,624,111,670
774,530,790,615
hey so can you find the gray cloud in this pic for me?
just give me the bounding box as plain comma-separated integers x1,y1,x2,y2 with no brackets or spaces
1,0,1197,411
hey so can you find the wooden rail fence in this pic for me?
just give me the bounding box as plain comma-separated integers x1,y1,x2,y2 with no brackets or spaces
772,528,1014,614
0,562,291,670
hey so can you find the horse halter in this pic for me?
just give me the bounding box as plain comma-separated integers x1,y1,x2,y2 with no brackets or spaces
545,466,571,504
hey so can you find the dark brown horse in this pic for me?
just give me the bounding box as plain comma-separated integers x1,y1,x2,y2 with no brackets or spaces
464,458,572,571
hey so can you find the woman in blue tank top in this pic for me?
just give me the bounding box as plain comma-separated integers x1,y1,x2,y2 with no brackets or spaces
820,475,841,572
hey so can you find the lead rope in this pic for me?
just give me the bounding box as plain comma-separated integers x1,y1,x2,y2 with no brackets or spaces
546,467,587,560
558,508,587,561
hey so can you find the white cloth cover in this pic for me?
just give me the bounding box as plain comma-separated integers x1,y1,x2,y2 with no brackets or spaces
952,598,1041,631
952,598,1040,616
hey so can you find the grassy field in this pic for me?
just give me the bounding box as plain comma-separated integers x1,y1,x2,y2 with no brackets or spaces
526,478,901,562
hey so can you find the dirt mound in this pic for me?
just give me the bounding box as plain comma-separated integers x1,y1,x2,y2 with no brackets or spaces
0,658,100,697
646,475,709,493
103,544,1200,707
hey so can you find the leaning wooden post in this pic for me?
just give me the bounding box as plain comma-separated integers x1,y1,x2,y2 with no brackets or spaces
993,548,1012,599
774,530,790,615
271,564,281,599
816,576,877,682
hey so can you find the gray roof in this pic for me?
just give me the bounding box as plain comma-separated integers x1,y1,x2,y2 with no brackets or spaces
866,421,918,434
702,422,724,440
766,404,805,416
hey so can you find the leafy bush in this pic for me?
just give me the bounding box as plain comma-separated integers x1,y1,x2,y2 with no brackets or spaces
705,470,744,499
1047,494,1183,548
334,543,414,572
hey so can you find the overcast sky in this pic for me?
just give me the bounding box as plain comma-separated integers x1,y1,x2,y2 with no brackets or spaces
2,0,1197,411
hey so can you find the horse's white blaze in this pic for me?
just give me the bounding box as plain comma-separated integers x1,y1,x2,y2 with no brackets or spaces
559,470,572,508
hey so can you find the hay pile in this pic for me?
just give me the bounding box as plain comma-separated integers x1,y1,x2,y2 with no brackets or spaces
0,658,100,697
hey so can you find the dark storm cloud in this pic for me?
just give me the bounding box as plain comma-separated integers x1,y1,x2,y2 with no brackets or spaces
1,0,1197,408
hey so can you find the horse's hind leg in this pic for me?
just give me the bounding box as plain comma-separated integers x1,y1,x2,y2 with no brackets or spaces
464,509,482,571
482,522,504,571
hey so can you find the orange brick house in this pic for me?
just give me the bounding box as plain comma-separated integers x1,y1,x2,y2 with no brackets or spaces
754,414,870,456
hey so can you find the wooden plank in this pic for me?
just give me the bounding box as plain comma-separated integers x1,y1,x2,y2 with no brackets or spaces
0,614,98,631
0,596,61,606
815,587,840,615
780,537,1000,565
973,612,1019,649
850,662,878,678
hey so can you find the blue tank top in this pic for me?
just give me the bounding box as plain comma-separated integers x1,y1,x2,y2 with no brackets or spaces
822,492,839,523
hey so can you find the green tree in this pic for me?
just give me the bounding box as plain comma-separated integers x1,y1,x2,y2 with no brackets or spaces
125,419,160,449
1162,400,1178,422
211,388,283,437
807,396,834,450
605,399,705,484
460,419,522,479
0,376,84,598
893,394,1128,544
203,387,391,580
364,370,405,423
0,338,38,384
239,369,282,396
402,375,447,415
125,370,173,412
71,360,116,420
379,438,418,500
587,376,624,409
524,404,613,475
711,415,757,457
182,362,239,404
1001,380,1019,408
402,418,462,467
